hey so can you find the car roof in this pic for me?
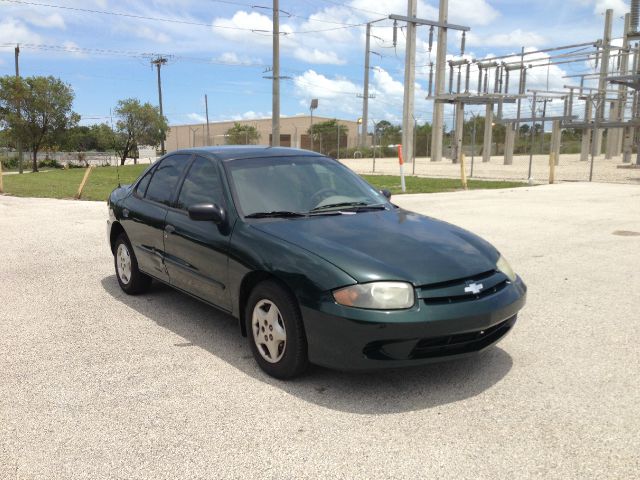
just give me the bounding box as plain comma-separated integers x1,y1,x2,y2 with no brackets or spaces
168,146,326,162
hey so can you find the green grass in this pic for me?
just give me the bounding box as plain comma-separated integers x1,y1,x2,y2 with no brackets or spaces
362,175,526,195
2,164,149,201
1,165,525,201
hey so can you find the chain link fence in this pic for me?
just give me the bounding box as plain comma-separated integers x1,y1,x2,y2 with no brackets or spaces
338,131,640,185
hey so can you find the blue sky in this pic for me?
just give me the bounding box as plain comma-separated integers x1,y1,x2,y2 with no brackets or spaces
0,0,631,128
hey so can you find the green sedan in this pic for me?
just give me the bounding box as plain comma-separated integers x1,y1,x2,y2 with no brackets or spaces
107,147,526,379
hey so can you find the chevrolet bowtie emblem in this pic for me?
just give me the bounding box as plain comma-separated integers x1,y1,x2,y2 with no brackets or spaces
464,283,484,295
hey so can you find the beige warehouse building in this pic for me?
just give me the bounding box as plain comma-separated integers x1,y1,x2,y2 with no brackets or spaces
165,116,361,154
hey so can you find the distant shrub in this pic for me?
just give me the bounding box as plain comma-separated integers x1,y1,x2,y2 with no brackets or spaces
37,158,63,169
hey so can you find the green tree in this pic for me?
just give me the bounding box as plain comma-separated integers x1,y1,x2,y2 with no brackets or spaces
0,75,78,172
91,123,117,151
374,121,401,147
415,123,432,157
225,122,260,145
113,98,167,165
308,119,348,155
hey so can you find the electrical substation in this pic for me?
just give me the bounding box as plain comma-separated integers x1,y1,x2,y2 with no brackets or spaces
359,0,640,185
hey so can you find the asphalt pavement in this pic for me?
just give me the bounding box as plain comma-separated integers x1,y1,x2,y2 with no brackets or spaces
1,183,639,479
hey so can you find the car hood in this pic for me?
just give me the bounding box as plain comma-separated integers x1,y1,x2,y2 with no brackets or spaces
250,208,499,286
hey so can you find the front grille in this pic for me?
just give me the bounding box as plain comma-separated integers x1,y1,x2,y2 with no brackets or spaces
409,315,516,359
361,315,517,361
418,270,509,305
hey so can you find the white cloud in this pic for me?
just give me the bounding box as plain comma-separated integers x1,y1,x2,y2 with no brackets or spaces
231,110,271,120
293,48,346,65
23,12,66,29
62,41,87,58
0,18,43,44
215,52,262,65
467,29,546,48
134,25,171,44
593,0,629,15
187,113,207,123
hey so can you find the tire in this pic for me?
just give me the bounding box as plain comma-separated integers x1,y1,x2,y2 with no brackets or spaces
114,233,151,295
245,280,308,379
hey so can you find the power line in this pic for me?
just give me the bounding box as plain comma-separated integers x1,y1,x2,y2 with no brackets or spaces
308,0,390,17
0,43,266,67
0,0,371,35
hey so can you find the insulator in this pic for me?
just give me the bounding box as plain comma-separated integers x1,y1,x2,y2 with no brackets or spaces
568,93,574,117
484,69,488,93
428,26,434,53
449,64,454,94
494,66,500,93
460,32,466,56
631,0,640,34
465,63,470,93
392,20,398,48
457,66,462,94
477,66,483,94
505,69,510,94
428,62,434,97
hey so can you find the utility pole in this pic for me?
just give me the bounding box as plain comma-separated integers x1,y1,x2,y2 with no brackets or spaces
430,0,448,162
594,9,613,156
361,22,372,147
272,0,280,147
15,44,23,174
205,94,210,146
151,56,167,155
401,0,417,166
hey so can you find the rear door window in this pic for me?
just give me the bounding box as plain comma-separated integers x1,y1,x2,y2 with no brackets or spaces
145,155,190,206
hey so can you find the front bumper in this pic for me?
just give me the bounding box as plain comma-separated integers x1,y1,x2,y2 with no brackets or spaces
301,276,527,370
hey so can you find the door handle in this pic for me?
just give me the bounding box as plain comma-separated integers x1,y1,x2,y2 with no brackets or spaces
164,224,175,238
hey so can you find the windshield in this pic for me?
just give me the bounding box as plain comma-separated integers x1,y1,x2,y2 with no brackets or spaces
225,156,388,217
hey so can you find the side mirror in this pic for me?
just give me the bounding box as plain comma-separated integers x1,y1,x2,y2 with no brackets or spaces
381,189,392,200
188,203,226,224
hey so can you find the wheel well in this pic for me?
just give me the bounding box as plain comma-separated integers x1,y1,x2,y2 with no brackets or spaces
109,221,126,254
238,271,290,337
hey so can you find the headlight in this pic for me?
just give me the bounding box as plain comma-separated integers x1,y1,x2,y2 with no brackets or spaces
333,282,415,310
497,254,517,282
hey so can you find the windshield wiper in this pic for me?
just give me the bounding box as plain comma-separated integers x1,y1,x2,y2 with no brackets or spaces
245,211,307,219
310,202,387,212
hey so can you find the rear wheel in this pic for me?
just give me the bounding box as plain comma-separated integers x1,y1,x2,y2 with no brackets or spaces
114,233,151,295
246,280,308,379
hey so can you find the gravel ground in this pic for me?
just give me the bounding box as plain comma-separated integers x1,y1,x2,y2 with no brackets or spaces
1,183,639,479
341,153,640,184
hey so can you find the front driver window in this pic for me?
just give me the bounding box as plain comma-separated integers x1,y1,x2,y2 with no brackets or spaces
176,156,224,210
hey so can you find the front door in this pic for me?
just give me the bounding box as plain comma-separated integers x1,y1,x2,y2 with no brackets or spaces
122,154,191,282
163,156,232,310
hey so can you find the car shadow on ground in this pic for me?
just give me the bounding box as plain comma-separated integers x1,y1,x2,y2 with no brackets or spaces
101,275,513,415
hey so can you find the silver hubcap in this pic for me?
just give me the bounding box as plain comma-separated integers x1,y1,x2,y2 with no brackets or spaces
252,300,287,363
116,243,132,285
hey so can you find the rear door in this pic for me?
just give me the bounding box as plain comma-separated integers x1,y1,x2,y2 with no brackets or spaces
163,155,232,310
122,154,191,282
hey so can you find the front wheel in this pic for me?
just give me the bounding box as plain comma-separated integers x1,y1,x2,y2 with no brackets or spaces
246,280,308,379
114,233,151,295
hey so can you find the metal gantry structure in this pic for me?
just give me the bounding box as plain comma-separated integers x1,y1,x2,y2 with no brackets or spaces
411,0,640,180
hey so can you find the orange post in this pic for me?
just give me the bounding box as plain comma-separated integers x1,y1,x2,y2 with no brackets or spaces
397,144,406,192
